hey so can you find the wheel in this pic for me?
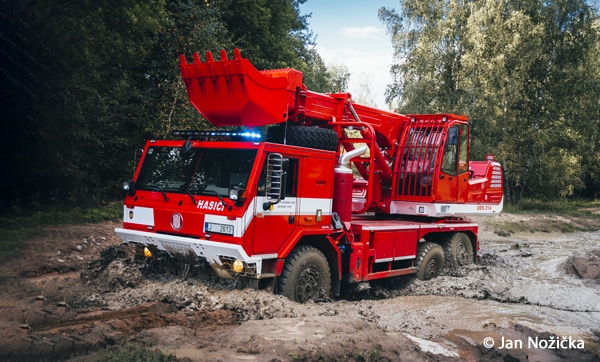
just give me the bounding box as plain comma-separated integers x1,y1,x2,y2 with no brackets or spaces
443,233,474,268
266,125,338,151
415,242,445,281
278,245,332,303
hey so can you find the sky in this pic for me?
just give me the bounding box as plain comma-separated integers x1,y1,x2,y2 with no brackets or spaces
299,0,400,110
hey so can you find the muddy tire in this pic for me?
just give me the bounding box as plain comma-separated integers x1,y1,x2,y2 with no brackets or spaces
415,242,445,281
443,233,474,269
266,126,338,151
278,245,331,303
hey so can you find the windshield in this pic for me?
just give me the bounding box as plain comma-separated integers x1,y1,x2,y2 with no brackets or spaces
136,146,258,197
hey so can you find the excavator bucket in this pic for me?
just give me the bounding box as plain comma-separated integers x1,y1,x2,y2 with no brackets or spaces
179,48,304,127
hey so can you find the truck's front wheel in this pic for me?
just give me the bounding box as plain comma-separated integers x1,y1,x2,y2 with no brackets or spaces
278,245,331,303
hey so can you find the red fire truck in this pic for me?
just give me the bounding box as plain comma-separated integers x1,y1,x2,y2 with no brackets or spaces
115,49,503,302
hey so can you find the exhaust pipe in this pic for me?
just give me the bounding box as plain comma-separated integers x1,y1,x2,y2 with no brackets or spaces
338,145,368,169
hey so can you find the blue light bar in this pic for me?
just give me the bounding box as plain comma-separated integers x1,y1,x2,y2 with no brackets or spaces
172,130,262,140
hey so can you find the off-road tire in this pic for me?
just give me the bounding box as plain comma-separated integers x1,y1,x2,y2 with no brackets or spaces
266,125,338,151
415,242,445,281
278,245,332,303
443,233,474,269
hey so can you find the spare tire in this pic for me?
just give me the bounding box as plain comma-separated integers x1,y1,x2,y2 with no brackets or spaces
266,125,338,151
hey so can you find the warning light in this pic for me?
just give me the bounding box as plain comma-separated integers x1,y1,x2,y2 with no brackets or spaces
172,130,262,141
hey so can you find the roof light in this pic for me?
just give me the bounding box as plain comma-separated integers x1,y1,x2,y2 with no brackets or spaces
172,130,262,141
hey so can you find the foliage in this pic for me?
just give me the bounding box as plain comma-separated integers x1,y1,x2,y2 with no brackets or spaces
380,0,600,202
0,0,334,209
302,52,351,93
353,72,378,107
506,198,600,217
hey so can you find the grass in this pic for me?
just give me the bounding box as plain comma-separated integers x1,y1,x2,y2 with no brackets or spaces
506,198,600,217
490,198,600,235
69,343,175,361
0,202,122,265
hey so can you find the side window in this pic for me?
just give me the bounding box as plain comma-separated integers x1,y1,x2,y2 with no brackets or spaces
258,156,298,197
441,126,459,175
284,158,298,197
458,124,469,174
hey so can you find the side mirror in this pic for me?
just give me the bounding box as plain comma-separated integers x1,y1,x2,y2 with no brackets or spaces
122,180,136,196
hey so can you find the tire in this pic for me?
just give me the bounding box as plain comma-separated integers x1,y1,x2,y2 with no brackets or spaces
415,242,445,281
443,233,474,269
278,245,332,303
266,125,338,151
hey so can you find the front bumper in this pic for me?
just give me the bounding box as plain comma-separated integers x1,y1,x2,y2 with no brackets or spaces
115,228,277,278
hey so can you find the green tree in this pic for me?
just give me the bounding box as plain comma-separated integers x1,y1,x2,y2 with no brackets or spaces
215,0,312,70
0,0,338,208
143,0,230,138
353,72,377,107
380,0,600,202
151,0,331,134
1,0,169,205
379,0,471,113
303,57,350,94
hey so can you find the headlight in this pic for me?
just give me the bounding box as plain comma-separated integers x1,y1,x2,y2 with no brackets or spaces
232,259,244,273
228,187,239,200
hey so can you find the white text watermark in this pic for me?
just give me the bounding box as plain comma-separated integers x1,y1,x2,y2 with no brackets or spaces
483,336,585,350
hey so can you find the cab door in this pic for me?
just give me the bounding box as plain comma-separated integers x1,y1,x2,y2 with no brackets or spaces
437,123,470,202
252,153,299,254
456,123,470,202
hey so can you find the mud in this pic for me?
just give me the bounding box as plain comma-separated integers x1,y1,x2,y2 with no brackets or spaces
0,217,599,361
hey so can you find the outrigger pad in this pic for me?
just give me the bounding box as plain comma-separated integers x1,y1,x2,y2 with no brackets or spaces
179,48,304,127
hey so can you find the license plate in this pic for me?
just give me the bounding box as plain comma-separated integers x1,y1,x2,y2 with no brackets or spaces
205,222,234,235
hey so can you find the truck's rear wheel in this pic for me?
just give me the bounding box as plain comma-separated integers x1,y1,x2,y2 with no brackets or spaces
443,233,474,269
266,125,338,151
278,245,331,303
415,242,445,280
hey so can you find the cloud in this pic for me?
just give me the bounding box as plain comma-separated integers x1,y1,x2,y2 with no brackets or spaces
338,26,384,39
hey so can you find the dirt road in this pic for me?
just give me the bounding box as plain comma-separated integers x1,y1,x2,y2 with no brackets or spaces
0,214,599,361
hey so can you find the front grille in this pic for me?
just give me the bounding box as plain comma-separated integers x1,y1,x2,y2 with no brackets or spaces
219,255,258,277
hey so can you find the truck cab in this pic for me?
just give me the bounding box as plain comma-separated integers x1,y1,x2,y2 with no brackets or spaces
116,132,338,282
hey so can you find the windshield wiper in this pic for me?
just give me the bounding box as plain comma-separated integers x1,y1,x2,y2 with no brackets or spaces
185,189,196,204
203,189,227,208
148,184,169,201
